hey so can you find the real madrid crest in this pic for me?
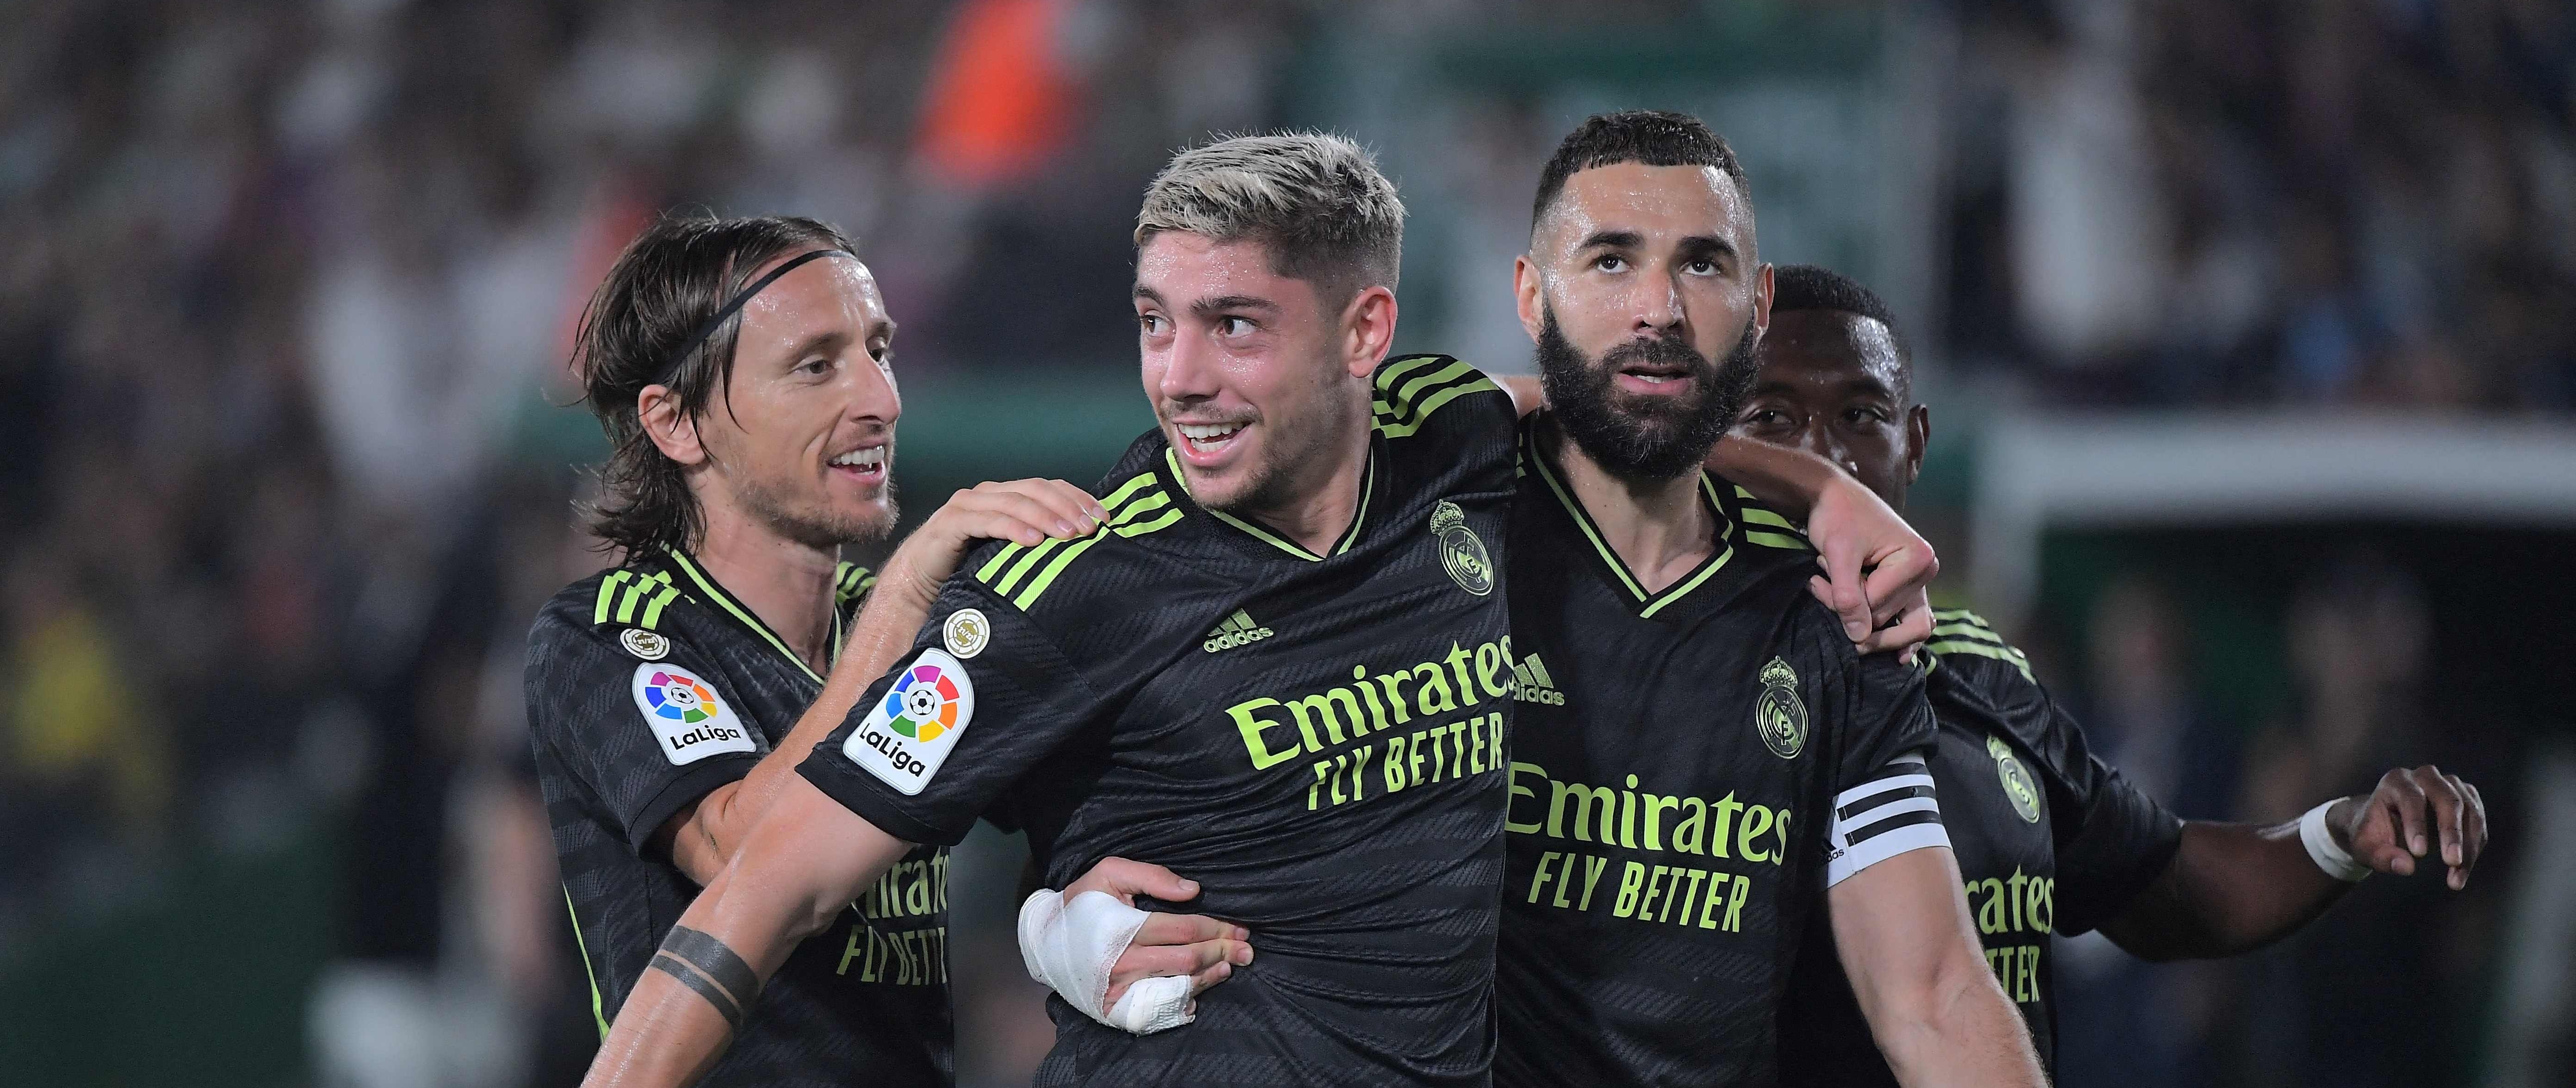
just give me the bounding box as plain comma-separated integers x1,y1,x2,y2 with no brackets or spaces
1430,500,1492,597
1754,657,1808,759
942,608,989,659
620,627,671,661
1988,734,2043,823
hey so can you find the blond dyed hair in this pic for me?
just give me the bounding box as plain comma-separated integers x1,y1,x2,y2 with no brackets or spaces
1135,132,1404,307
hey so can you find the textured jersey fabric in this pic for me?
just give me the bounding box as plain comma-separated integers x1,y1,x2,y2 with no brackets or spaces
1777,608,2184,1087
527,550,954,1087
1493,416,1940,1088
804,355,1521,1087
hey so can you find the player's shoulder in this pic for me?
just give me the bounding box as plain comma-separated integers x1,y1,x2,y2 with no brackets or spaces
950,446,1197,629
1371,353,1512,442
1922,607,2037,686
527,563,700,668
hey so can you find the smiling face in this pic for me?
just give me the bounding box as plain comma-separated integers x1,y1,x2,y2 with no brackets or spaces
1134,231,1378,513
1731,308,1926,510
683,253,903,549
1517,161,1769,479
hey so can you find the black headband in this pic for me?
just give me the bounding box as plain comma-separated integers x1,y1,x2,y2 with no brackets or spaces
656,248,854,384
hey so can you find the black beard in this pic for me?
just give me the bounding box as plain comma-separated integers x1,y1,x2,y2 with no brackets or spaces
1535,306,1759,480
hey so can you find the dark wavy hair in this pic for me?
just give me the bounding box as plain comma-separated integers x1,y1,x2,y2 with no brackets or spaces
570,212,857,559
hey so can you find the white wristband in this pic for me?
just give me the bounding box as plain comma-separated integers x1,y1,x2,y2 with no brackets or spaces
2297,800,2371,883
1016,890,1196,1034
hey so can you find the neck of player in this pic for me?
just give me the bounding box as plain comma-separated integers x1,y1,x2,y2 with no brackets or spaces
1546,416,1717,594
1244,419,1371,556
694,511,842,673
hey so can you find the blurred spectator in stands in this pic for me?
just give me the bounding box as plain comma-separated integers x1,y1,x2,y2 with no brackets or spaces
2053,575,2238,1088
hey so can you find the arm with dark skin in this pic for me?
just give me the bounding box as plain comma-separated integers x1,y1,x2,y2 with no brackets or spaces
2099,766,2487,961
1498,375,1937,651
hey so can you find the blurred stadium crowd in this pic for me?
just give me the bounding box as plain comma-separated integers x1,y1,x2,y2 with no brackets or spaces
0,1,2566,1086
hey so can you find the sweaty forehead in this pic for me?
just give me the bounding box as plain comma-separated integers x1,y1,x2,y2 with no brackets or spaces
1536,161,1751,254
1757,309,1907,400
739,254,887,343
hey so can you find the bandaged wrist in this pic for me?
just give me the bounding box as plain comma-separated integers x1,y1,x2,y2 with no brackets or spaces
2298,800,2372,883
1017,889,1196,1034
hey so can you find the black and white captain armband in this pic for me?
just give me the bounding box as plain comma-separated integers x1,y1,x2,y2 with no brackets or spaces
1826,752,1950,887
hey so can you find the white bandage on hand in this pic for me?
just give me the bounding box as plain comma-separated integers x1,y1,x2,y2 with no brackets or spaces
1017,889,1197,1034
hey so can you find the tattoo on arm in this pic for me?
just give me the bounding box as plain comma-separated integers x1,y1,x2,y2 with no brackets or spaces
647,926,765,1031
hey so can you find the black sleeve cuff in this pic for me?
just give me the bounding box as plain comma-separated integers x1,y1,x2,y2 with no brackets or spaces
797,754,966,847
625,754,761,857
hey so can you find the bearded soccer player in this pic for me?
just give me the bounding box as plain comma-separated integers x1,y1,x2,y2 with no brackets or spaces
578,135,1936,1088
1737,264,2492,1087
528,214,1226,1085
1032,114,2044,1088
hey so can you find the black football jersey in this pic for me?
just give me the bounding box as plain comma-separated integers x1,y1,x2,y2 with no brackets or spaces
526,550,953,1088
1494,416,1944,1088
1777,608,2184,1087
801,356,1520,1087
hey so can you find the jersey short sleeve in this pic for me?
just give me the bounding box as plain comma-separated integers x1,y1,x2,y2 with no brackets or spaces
799,569,1111,847
1821,641,1946,886
1929,609,2185,933
524,614,767,855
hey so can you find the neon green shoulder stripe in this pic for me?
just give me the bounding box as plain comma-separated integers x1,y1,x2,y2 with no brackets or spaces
1373,356,1500,439
1011,480,1184,609
595,570,676,628
977,471,1161,587
1924,638,2034,682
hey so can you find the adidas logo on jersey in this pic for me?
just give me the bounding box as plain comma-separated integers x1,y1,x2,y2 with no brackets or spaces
1511,654,1566,705
1202,609,1275,653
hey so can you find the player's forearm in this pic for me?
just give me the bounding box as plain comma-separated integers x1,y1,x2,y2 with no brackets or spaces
583,865,803,1088
596,788,911,1086
2098,814,2352,961
689,569,944,871
1703,435,1846,518
1873,957,2047,1088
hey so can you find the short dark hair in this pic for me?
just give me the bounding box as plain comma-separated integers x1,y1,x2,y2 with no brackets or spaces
1770,264,1909,366
1531,110,1751,230
571,212,857,559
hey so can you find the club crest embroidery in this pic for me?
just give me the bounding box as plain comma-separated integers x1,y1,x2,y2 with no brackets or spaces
942,608,989,659
620,628,670,661
1988,734,2043,823
1431,500,1492,597
1755,657,1808,760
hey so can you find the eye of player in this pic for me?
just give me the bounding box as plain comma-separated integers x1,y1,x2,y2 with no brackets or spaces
1214,314,1257,338
1737,403,1798,435
1842,404,1891,427
1138,310,1170,339
1591,253,1629,274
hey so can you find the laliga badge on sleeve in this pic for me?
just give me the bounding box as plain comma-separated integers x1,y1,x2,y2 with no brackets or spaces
632,663,755,766
844,648,977,795
942,608,990,659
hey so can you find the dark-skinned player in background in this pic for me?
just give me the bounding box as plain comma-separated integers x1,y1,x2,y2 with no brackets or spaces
529,214,1246,1086
1045,112,2049,1088
575,134,1942,1088
1734,264,2490,1087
